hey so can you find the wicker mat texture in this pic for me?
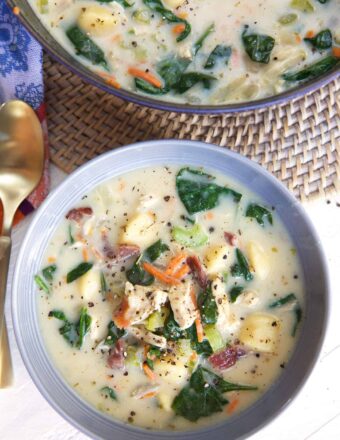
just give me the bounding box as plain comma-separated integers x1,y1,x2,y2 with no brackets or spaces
44,55,340,202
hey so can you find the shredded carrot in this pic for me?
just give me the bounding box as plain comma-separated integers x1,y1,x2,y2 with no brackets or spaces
140,390,157,399
190,288,197,308
128,67,162,88
173,263,190,280
97,72,121,89
48,256,56,263
226,398,239,415
12,6,20,15
189,351,198,362
332,47,340,58
144,344,150,359
295,34,302,43
143,362,157,381
204,211,214,220
143,262,180,285
195,316,204,343
172,23,186,35
165,252,187,275
82,247,89,262
305,30,315,39
114,297,130,329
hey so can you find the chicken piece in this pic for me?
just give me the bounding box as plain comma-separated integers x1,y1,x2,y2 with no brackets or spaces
168,281,197,330
129,325,167,348
123,282,168,325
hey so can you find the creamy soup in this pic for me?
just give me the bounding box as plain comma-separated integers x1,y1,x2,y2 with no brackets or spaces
35,165,304,431
30,0,339,104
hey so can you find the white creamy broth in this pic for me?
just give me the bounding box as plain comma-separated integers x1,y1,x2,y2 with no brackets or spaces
36,165,304,431
30,0,339,104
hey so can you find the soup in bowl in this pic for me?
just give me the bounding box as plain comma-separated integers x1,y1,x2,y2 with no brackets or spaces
12,141,328,439
27,0,339,106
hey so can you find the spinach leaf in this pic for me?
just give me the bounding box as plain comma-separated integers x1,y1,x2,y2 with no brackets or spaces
100,271,108,295
186,324,213,357
172,366,257,421
198,285,218,324
42,264,57,282
269,293,297,308
204,45,232,69
149,346,162,358
192,23,214,56
176,167,242,215
68,224,75,245
231,249,253,281
246,204,273,227
98,0,133,6
126,256,155,286
66,262,93,283
34,275,50,294
77,307,92,348
229,285,244,303
100,386,117,400
143,0,191,42
282,55,339,82
304,29,333,50
126,240,168,285
292,304,302,336
49,307,91,348
163,310,185,340
242,26,275,64
66,26,108,70
172,72,216,94
104,321,126,346
157,55,191,88
144,239,169,261
134,78,167,95
317,0,328,3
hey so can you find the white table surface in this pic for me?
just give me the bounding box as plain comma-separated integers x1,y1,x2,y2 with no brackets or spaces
1,164,340,440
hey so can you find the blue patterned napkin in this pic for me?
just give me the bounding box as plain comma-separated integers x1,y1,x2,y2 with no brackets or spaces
0,2,49,221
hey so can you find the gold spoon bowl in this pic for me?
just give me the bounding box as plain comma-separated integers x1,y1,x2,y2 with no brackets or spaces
0,100,44,387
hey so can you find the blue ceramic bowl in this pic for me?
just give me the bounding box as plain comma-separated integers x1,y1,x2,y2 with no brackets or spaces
12,140,329,439
6,0,339,114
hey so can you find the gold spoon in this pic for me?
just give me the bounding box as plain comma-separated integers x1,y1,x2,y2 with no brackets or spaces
0,100,44,388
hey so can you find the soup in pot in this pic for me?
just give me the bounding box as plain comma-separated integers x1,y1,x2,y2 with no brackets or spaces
29,0,339,104
35,165,304,430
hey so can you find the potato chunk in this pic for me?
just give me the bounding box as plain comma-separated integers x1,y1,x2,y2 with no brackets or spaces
78,267,101,301
204,244,232,275
239,313,280,353
78,6,120,37
121,212,158,247
247,241,270,280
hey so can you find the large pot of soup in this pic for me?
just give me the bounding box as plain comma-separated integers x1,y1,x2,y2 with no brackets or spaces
13,141,328,439
6,0,340,113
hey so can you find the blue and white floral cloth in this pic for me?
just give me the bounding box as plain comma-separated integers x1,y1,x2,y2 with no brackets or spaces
0,1,49,218
0,2,44,109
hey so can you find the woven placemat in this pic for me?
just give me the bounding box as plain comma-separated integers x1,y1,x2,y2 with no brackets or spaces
44,54,340,202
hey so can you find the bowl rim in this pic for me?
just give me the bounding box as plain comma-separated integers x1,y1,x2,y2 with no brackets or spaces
11,140,330,440
7,0,339,114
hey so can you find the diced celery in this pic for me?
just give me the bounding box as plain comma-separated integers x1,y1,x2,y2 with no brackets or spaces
37,0,48,14
278,13,298,25
204,324,224,352
171,224,208,248
290,0,314,13
177,339,193,357
134,47,148,62
126,346,140,367
132,9,151,23
145,307,169,331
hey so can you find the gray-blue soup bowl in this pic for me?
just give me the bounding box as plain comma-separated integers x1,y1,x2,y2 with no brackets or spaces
6,0,340,114
12,140,329,439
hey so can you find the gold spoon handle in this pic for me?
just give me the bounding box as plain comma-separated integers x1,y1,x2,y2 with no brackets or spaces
0,319,13,388
0,236,12,350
